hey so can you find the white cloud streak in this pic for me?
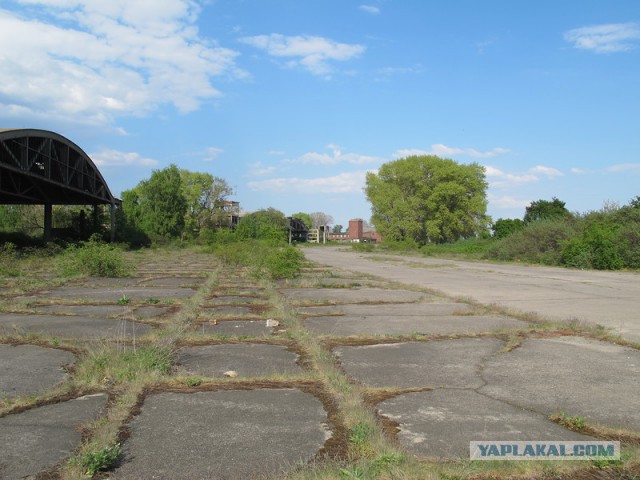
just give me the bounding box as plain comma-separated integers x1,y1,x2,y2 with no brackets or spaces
488,194,531,209
607,163,640,173
564,23,640,53
90,148,158,167
359,5,380,15
0,1,243,125
288,144,383,165
246,162,277,177
202,147,224,162
485,165,564,189
239,33,365,77
248,171,370,194
394,144,510,159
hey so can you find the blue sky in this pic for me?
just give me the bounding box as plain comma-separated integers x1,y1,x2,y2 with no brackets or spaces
1,0,639,228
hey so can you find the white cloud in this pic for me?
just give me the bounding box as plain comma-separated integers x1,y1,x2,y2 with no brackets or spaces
484,166,538,188
90,148,158,167
288,144,383,165
248,171,370,194
246,162,277,177
488,194,531,209
393,144,510,159
239,33,365,77
202,147,224,162
0,1,243,125
376,64,424,77
359,5,380,15
485,165,563,189
607,163,640,173
571,167,592,175
564,22,640,53
529,165,564,177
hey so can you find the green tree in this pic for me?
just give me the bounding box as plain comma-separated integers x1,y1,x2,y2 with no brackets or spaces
332,224,343,234
523,197,570,224
492,218,526,239
365,155,490,244
179,170,233,237
123,164,187,239
236,208,289,242
290,212,313,230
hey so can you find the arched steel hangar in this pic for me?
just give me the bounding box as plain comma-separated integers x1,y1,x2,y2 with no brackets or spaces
0,128,120,241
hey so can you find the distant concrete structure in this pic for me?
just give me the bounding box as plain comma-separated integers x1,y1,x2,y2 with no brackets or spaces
327,219,381,243
222,201,240,229
307,225,328,244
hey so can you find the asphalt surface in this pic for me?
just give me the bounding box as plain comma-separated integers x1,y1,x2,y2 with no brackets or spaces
303,247,640,342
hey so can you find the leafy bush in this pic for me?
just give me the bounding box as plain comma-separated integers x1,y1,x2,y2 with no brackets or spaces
209,238,303,279
486,218,576,265
0,242,20,276
561,222,622,270
260,244,304,279
615,222,640,268
59,236,130,277
492,218,526,239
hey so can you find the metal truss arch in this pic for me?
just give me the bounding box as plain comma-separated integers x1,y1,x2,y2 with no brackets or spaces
0,128,119,206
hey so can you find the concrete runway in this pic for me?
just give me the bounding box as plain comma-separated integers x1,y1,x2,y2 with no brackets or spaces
303,247,640,343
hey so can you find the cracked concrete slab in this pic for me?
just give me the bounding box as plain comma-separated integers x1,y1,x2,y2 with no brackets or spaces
378,389,592,459
196,320,274,337
201,305,259,317
141,277,206,287
0,393,108,478
0,344,75,400
177,344,302,377
113,389,330,480
207,295,267,304
34,304,128,317
304,314,526,336
131,305,173,319
0,313,152,339
42,286,196,301
297,302,474,317
480,336,640,430
335,338,503,388
280,287,431,304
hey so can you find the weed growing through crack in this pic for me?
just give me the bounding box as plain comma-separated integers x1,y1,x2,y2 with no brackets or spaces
70,443,122,476
556,411,587,430
117,294,130,305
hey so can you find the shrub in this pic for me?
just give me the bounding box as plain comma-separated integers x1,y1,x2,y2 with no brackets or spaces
260,244,304,279
486,218,576,265
0,242,20,276
59,236,130,277
615,222,640,268
492,218,526,239
561,222,622,270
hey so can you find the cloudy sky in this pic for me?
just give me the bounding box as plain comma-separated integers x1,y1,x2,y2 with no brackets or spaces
1,0,639,227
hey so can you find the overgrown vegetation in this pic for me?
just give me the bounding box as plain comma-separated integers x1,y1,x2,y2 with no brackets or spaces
375,196,640,271
70,443,122,476
59,235,131,277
